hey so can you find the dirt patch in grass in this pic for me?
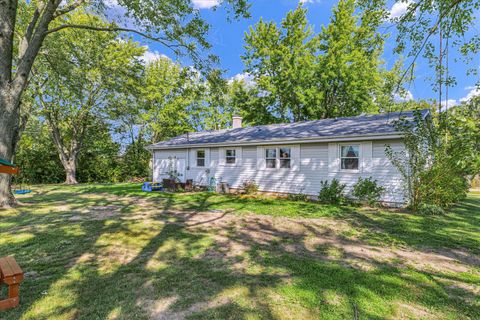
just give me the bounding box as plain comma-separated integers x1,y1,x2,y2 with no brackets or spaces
143,295,235,320
394,302,440,319
162,209,480,275
68,205,122,221
3,187,479,320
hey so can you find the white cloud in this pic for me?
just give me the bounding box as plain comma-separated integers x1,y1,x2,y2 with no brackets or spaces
440,99,458,111
192,0,221,9
141,46,169,64
229,73,255,88
460,86,480,103
299,0,321,4
389,0,414,19
394,90,413,101
436,86,479,111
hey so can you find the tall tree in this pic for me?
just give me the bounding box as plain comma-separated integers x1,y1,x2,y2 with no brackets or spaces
33,13,144,184
242,6,318,123
140,57,200,141
240,3,401,123
314,0,386,118
0,0,250,206
198,69,234,130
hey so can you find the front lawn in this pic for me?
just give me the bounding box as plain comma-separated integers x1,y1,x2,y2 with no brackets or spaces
1,184,479,319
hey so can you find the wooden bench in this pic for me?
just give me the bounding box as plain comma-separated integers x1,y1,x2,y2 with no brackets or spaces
0,256,23,311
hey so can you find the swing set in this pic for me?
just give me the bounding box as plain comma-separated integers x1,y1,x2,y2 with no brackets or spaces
0,158,31,194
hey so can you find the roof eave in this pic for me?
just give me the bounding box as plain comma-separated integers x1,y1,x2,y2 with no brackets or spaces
146,132,404,150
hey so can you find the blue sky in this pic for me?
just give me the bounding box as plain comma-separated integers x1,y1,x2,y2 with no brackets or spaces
142,0,480,107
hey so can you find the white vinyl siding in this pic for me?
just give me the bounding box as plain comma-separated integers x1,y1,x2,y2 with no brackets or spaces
152,139,405,204
190,148,210,169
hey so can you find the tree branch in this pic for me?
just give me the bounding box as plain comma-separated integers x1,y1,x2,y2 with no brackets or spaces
393,0,464,98
53,0,85,18
45,24,185,54
13,0,62,93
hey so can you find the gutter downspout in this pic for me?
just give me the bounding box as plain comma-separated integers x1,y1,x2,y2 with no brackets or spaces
186,132,190,171
151,150,155,182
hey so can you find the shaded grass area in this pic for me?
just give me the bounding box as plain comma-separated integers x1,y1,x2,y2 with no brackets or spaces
0,183,479,319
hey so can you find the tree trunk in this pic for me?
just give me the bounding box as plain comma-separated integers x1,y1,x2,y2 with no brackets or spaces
0,86,21,207
62,158,78,185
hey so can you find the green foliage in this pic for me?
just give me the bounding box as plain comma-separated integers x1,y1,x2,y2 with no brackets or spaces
196,69,235,130
30,12,144,183
315,0,388,117
13,118,65,185
239,3,402,124
417,164,469,208
352,177,385,205
139,58,199,142
443,97,480,176
242,179,259,194
386,104,480,210
356,0,480,90
417,204,446,216
242,6,319,123
14,117,122,184
118,141,151,182
318,179,346,204
76,121,122,183
287,192,309,202
386,110,437,209
166,157,183,183
97,0,250,69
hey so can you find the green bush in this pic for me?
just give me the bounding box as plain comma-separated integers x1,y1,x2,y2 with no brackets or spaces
418,164,469,208
288,193,309,201
318,179,346,204
418,203,445,215
386,105,479,212
352,177,385,206
243,179,259,194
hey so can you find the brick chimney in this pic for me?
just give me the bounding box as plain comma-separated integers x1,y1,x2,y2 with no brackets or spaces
232,116,243,129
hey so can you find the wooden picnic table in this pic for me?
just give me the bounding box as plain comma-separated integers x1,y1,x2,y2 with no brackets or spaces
0,256,24,311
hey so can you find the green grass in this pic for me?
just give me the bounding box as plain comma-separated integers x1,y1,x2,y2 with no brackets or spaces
0,184,479,319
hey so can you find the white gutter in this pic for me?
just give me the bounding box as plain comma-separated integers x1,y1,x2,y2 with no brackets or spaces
146,132,404,151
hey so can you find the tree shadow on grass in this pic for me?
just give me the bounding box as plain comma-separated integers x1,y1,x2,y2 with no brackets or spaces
0,187,177,319
2,186,479,319
14,204,479,319
342,196,480,258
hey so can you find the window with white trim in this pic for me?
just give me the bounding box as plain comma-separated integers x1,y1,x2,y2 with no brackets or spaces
265,148,276,168
196,150,205,167
279,147,291,168
340,145,359,170
225,149,236,164
265,147,291,169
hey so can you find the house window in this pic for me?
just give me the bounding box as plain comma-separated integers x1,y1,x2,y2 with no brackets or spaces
265,148,276,168
340,145,359,170
226,149,236,164
265,147,291,169
196,150,205,167
279,147,291,168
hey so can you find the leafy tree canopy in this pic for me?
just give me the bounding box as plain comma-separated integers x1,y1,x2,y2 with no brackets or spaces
239,2,408,124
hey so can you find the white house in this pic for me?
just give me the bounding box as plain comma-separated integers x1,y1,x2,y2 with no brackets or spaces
146,110,430,205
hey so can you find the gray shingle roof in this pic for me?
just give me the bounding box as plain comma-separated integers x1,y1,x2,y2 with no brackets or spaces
147,109,429,149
